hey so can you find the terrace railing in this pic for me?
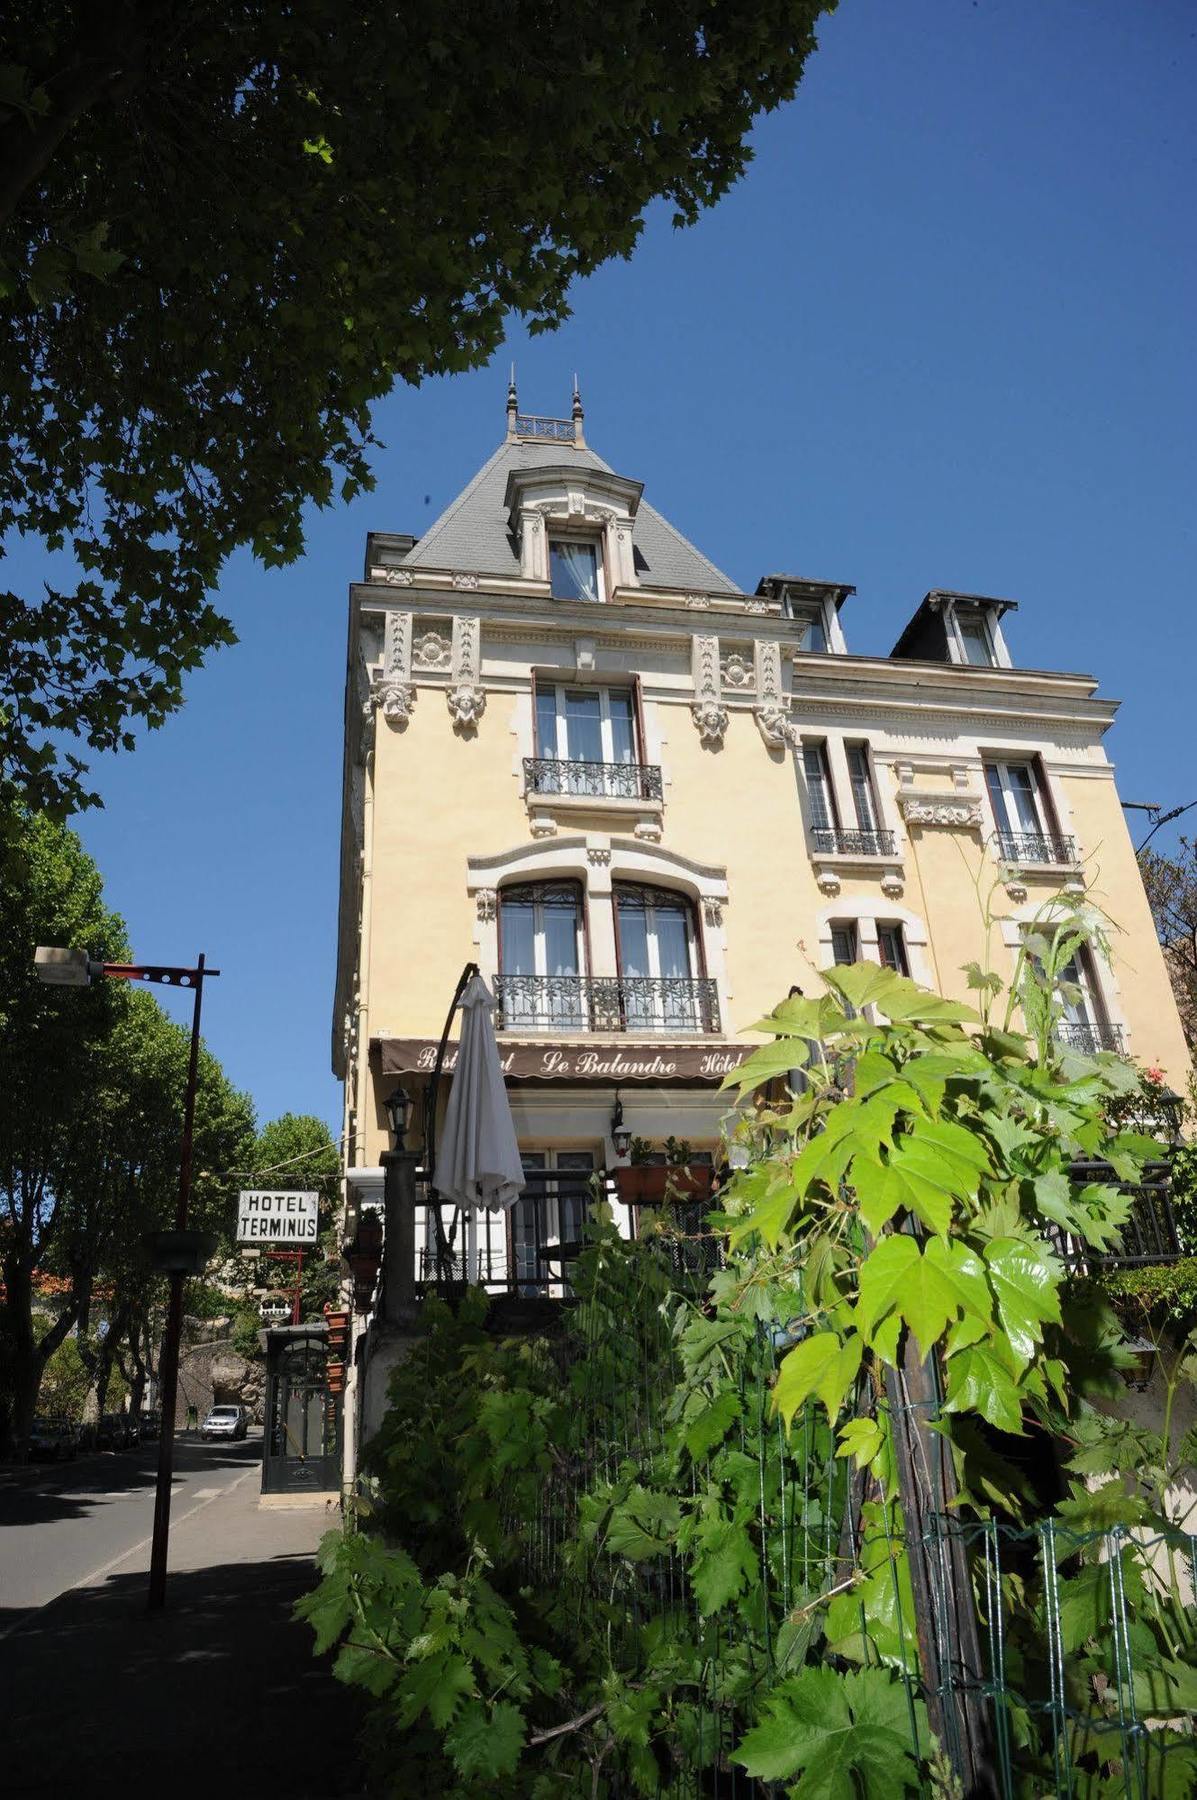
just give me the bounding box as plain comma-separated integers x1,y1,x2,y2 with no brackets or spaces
492,973,720,1035
523,757,663,802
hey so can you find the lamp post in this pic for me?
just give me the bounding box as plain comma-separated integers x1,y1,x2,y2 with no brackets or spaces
34,945,219,1612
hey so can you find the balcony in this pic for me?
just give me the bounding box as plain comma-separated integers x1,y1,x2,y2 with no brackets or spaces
995,829,1078,866
493,973,720,1035
1054,1020,1125,1055
811,826,896,858
524,757,663,803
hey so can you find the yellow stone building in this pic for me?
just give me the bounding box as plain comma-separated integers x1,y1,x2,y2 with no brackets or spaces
332,384,1187,1422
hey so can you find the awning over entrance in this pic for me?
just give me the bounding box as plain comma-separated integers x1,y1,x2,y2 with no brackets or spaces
376,1037,755,1083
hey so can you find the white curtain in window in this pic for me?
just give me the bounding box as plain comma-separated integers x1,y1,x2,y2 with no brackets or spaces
555,543,600,602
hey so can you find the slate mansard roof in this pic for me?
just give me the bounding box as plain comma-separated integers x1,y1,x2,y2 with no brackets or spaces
400,436,740,595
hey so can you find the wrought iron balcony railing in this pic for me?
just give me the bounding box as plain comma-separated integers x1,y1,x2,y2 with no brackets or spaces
1051,1161,1180,1271
995,830,1078,865
515,414,574,441
493,973,720,1035
524,757,663,802
811,826,897,858
1054,1020,1126,1055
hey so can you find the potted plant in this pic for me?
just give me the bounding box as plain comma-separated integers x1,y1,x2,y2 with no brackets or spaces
611,1136,716,1206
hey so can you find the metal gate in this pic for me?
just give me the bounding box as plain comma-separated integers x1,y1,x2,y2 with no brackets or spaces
262,1330,341,1494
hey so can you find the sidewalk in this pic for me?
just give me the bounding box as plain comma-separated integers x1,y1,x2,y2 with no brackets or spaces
0,1465,366,1797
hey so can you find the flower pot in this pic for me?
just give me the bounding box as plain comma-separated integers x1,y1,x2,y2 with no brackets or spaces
613,1164,715,1207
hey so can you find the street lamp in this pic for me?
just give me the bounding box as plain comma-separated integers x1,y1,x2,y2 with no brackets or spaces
610,1093,632,1160
383,1086,411,1149
34,945,219,1612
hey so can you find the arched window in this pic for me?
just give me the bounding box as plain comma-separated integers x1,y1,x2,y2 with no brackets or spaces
497,882,587,1030
614,883,712,1031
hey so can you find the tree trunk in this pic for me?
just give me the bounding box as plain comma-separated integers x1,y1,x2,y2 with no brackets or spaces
885,1338,997,1800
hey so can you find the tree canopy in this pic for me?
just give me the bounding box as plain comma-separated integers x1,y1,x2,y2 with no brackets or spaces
0,0,832,816
1140,838,1197,1053
0,813,254,1452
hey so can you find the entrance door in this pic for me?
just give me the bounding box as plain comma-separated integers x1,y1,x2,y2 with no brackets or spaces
262,1335,341,1494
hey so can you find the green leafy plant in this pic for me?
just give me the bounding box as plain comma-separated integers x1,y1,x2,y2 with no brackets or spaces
302,925,1196,1795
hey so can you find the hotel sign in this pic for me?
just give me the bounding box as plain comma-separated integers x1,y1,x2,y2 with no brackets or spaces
237,1190,320,1244
377,1038,754,1083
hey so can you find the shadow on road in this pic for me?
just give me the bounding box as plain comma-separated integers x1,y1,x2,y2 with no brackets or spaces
0,1549,365,1796
0,1435,263,1528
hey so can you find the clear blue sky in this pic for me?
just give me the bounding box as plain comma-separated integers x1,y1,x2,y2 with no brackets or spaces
44,0,1197,1133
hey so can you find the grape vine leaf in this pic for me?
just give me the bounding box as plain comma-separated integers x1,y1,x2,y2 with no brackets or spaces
445,1699,525,1780
732,1664,921,1796
984,1237,1061,1370
774,1331,863,1427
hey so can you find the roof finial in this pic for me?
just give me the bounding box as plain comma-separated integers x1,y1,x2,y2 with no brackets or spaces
571,373,585,446
506,365,519,439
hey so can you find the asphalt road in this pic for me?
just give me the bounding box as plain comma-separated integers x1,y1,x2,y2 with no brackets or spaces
0,1430,264,1629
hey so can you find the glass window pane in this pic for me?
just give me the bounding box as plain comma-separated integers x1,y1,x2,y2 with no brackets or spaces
550,541,600,602
617,902,650,977
535,688,559,759
878,925,909,975
803,745,835,830
500,901,536,974
847,745,877,831
563,689,603,763
957,614,993,666
543,901,580,977
830,926,856,965
1007,765,1041,835
654,910,692,980
795,608,828,652
607,690,636,763
984,763,1006,829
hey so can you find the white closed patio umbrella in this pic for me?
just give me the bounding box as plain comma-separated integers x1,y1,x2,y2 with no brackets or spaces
433,976,524,1277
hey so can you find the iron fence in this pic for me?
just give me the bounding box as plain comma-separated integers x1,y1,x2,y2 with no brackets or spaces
492,972,721,1035
811,826,897,857
995,829,1078,865
1054,1021,1127,1055
523,756,663,801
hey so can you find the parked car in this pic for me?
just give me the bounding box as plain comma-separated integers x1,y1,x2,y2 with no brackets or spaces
201,1404,248,1442
29,1417,77,1461
139,1410,162,1442
96,1413,137,1451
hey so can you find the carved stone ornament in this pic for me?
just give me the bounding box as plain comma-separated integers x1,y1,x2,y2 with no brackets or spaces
530,815,558,839
380,681,416,726
381,610,415,730
702,897,724,927
754,706,796,751
633,818,662,843
447,616,486,732
357,698,375,763
446,683,487,729
684,596,710,610
880,872,905,899
720,650,755,690
745,599,769,614
475,888,497,921
752,640,795,749
691,699,729,747
379,566,414,586
691,635,727,747
412,630,451,670
1005,881,1028,904
451,571,479,590
816,869,842,897
897,791,984,829
586,847,611,866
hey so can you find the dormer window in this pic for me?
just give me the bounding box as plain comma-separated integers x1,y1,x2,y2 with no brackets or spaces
549,538,603,602
951,606,996,667
789,604,828,653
